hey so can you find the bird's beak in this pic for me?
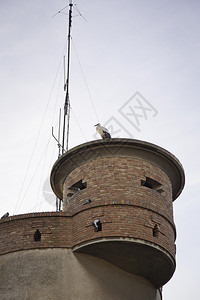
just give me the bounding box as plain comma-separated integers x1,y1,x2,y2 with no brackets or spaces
94,124,98,127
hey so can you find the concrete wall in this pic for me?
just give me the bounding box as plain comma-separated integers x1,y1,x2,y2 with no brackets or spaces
0,248,161,300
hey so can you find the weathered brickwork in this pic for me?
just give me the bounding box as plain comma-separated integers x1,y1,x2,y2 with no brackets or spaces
0,157,175,257
0,212,71,255
61,155,176,258
0,139,185,288
64,156,173,219
0,206,175,257
71,205,176,257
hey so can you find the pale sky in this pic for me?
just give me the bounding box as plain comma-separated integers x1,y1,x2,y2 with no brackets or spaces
0,1,200,299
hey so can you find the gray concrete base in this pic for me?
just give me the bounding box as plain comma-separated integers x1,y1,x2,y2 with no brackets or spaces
0,248,161,300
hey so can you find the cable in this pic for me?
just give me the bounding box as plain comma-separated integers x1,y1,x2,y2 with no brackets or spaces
26,199,47,213
71,37,100,123
52,5,69,18
73,4,87,22
14,42,67,215
36,146,48,211
71,107,87,141
15,137,52,214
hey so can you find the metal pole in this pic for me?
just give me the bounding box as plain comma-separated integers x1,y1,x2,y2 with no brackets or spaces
58,108,62,157
62,0,73,154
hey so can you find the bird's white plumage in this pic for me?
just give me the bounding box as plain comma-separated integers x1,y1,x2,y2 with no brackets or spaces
94,123,111,139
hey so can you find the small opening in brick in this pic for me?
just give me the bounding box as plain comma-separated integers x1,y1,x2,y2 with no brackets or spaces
141,177,164,194
67,179,87,197
153,225,159,237
34,229,41,242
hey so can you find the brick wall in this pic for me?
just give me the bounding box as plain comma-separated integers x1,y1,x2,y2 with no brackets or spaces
0,206,175,258
63,156,176,257
0,212,71,255
0,155,176,259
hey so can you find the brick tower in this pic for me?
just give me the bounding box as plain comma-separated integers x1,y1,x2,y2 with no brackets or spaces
0,139,184,300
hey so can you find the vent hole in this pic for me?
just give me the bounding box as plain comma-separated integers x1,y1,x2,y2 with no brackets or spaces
67,179,87,197
34,229,41,242
141,177,164,194
153,225,159,237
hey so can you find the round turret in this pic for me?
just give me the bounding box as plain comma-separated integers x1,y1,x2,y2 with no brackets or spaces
51,138,185,287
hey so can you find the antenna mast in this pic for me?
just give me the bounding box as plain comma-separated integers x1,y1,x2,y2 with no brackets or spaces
62,0,73,154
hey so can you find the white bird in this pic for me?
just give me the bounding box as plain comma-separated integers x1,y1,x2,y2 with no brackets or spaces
94,123,111,139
